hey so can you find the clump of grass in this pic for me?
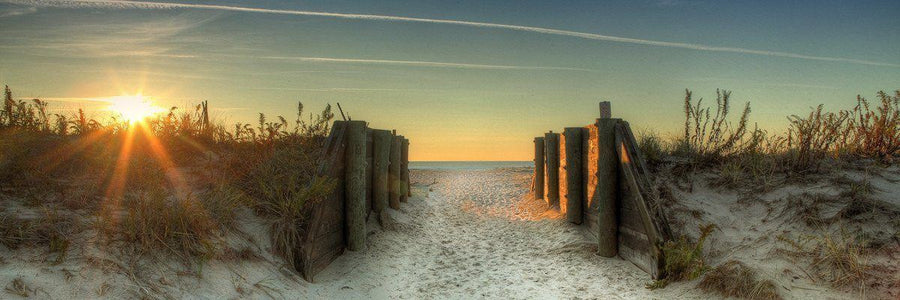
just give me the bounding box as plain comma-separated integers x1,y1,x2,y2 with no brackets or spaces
102,189,218,259
637,130,667,170
0,207,78,264
200,184,248,231
675,89,751,163
648,223,716,289
697,260,782,300
5,277,30,297
777,230,874,292
263,176,336,269
786,104,852,171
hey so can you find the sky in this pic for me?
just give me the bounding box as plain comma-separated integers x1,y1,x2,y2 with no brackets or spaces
1,0,898,161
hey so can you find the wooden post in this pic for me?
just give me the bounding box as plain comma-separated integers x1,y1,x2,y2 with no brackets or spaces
599,101,611,119
372,130,391,214
564,127,583,224
406,139,412,197
345,120,367,251
389,133,402,209
365,128,374,216
400,137,409,202
596,118,619,257
533,137,544,200
544,132,560,207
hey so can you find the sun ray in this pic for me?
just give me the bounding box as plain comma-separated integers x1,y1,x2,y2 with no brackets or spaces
33,130,108,174
102,123,137,225
137,121,191,198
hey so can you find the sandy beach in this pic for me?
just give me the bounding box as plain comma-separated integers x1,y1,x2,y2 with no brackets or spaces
308,167,707,299
0,167,699,299
2,164,898,299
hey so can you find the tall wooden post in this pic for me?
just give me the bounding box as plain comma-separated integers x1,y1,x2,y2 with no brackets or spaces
406,138,412,197
365,128,374,215
544,132,560,207
345,120,367,251
389,133,402,209
597,118,619,257
400,137,409,202
372,130,391,214
533,137,545,200
564,127,584,224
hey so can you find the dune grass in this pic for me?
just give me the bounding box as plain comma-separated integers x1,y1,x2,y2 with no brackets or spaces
639,89,899,187
697,260,782,300
777,230,875,293
1,84,336,268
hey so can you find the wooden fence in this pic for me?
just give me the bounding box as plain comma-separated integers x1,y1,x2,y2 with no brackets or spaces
532,103,673,279
298,121,411,282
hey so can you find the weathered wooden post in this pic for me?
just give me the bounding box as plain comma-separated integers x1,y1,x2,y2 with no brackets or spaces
345,120,367,251
564,127,583,224
533,137,544,200
406,138,412,197
389,132,402,209
544,131,560,207
400,137,409,202
372,130,391,214
365,128,374,215
597,117,619,257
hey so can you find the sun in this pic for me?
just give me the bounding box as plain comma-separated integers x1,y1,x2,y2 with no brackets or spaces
107,95,164,123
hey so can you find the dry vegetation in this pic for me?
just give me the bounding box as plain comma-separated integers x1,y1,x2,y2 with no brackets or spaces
0,85,336,273
698,260,781,300
643,89,900,175
638,89,900,298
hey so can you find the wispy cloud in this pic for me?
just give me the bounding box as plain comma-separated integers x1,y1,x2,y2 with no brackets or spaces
250,87,441,92
259,56,595,72
0,5,36,17
0,8,216,58
4,0,898,68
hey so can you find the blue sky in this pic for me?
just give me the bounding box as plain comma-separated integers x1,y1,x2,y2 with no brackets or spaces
1,0,898,160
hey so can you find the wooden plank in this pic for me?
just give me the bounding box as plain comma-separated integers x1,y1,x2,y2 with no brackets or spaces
615,121,670,279
299,121,348,282
620,122,673,240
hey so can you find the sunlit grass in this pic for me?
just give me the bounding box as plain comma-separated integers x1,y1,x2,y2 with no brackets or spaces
1,84,336,269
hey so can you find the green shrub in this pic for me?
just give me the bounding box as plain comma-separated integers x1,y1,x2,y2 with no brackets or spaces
648,223,716,289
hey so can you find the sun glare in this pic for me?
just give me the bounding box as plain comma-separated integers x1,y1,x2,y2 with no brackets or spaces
107,95,164,123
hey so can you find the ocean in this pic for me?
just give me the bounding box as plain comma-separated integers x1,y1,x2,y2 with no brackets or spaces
408,161,533,170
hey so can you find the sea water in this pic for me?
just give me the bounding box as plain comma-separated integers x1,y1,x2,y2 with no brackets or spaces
408,161,532,170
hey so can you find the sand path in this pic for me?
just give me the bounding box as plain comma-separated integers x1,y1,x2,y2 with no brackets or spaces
310,168,705,299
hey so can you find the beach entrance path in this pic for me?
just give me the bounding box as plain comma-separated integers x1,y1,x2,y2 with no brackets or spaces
306,168,706,299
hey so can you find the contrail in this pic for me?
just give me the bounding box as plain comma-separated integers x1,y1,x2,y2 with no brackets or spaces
5,0,899,68
259,56,596,71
